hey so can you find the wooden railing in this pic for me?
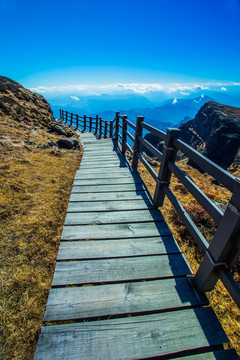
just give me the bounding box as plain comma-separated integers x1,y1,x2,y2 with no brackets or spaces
60,109,240,308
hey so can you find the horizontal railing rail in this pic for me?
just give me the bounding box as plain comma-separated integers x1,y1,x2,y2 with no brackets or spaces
59,108,240,308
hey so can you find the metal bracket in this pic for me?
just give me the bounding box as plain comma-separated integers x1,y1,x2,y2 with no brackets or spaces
156,179,167,185
205,250,227,270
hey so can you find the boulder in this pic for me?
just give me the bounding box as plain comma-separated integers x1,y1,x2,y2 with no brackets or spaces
57,138,79,149
49,122,68,136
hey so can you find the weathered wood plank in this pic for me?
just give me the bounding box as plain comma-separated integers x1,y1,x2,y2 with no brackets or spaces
82,150,119,156
44,277,208,321
61,221,171,240
52,254,191,286
80,163,128,169
71,184,144,194
57,236,180,260
80,157,122,164
74,172,137,180
69,191,150,202
64,209,163,225
76,168,130,176
83,146,116,151
67,199,154,212
76,167,131,175
73,178,143,186
34,308,228,360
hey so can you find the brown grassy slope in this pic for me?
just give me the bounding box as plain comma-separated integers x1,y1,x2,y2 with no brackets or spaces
137,157,240,355
0,115,82,360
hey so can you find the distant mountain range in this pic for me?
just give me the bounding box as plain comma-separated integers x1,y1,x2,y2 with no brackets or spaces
96,95,215,131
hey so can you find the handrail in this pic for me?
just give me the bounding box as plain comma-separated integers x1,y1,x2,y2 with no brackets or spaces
59,108,240,309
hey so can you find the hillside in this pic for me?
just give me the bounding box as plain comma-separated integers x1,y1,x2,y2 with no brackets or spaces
0,76,82,360
179,101,240,169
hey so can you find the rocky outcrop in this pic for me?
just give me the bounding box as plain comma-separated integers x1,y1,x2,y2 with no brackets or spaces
0,75,55,127
179,102,240,169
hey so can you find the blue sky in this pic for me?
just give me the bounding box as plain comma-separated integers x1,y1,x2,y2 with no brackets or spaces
0,0,240,91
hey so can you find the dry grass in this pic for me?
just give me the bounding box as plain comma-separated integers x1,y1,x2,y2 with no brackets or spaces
0,117,82,360
137,156,240,355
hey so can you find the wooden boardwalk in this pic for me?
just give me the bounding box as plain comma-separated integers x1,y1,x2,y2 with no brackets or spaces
34,132,238,360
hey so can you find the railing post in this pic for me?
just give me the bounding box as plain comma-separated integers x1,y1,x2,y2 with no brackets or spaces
132,116,144,168
95,115,99,134
60,109,62,120
83,115,86,132
153,128,180,207
89,117,92,132
66,111,68,124
114,112,120,142
110,120,113,138
104,121,108,139
70,113,73,126
121,115,127,154
76,115,79,129
193,180,240,293
99,117,102,138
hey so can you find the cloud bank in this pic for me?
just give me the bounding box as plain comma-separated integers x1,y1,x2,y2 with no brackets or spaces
30,81,240,96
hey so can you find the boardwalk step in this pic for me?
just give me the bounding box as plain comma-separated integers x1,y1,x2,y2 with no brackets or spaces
57,236,180,260
69,191,151,202
71,183,147,193
44,277,208,322
64,209,163,225
52,254,192,286
73,178,144,186
67,199,154,212
61,221,171,240
74,172,139,180
35,308,228,360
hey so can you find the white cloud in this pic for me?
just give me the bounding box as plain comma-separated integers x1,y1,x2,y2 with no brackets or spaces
30,84,89,93
71,95,80,101
172,98,178,104
29,81,239,96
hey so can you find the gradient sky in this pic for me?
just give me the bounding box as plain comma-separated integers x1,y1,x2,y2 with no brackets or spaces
0,0,240,88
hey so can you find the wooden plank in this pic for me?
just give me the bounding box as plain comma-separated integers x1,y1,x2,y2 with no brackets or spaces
76,167,131,175
44,277,208,321
52,254,191,286
57,236,180,260
80,156,122,163
67,199,154,212
73,178,143,186
74,172,136,180
80,163,128,169
34,308,228,360
80,157,125,163
80,157,124,164
83,145,115,151
61,221,171,240
64,209,163,225
69,191,150,202
81,152,121,159
181,349,240,359
71,183,147,194
77,167,130,174
82,150,118,156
